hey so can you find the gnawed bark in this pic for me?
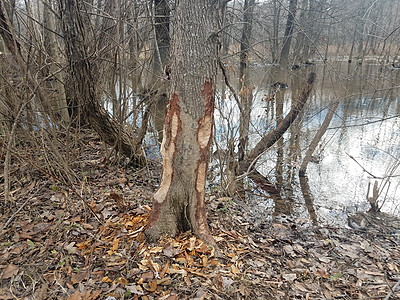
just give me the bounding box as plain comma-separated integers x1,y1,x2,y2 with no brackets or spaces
146,0,223,244
147,81,216,244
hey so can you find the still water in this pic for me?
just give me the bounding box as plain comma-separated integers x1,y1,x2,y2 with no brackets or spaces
214,60,400,226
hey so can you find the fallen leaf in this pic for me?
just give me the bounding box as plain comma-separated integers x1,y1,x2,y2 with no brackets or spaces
163,245,181,258
107,178,127,186
282,273,297,282
67,290,82,300
161,294,178,300
19,233,35,240
364,270,384,276
144,280,157,292
315,269,329,279
10,244,24,254
167,267,187,277
188,236,196,251
1,264,19,279
214,274,222,289
101,276,112,282
70,270,89,284
160,261,170,278
148,260,161,273
195,242,209,254
64,242,78,254
222,276,234,288
157,277,172,285
126,285,144,295
0,288,14,299
149,246,164,253
115,277,127,286
88,289,102,300
202,255,208,267
184,275,191,287
107,238,119,255
141,271,154,280
70,216,81,222
231,264,240,275
26,181,35,191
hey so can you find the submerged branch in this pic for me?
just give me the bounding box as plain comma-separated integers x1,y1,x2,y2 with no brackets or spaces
240,72,316,173
345,152,400,179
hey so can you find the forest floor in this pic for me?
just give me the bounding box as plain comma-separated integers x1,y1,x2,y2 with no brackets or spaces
1,133,400,300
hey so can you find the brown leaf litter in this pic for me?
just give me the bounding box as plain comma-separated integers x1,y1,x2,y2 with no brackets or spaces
0,138,399,299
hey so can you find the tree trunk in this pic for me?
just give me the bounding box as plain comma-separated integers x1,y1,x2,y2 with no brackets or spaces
151,0,170,144
146,0,223,244
59,0,147,167
238,0,255,163
299,100,339,176
279,0,297,68
223,0,256,197
271,0,281,64
153,0,170,75
43,0,70,123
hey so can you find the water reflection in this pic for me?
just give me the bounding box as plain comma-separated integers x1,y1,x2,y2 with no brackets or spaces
214,61,400,226
299,176,318,226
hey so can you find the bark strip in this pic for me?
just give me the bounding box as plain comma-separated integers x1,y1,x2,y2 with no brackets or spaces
148,94,182,227
195,79,215,243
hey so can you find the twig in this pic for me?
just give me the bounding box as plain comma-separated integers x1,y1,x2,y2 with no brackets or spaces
345,152,383,179
237,148,270,180
384,278,400,300
218,59,243,115
1,197,32,232
4,100,30,202
3,146,104,225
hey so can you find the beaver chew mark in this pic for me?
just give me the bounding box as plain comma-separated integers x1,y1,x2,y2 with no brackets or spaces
153,95,181,205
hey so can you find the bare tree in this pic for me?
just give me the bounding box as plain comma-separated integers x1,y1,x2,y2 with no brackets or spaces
58,0,148,167
238,0,256,163
279,0,297,68
151,0,170,144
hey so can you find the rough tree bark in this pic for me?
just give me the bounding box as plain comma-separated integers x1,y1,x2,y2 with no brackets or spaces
151,0,170,144
279,0,297,68
59,0,147,166
43,0,70,123
238,0,256,163
146,0,224,244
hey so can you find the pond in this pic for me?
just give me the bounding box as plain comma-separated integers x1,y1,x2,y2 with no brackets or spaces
213,60,400,227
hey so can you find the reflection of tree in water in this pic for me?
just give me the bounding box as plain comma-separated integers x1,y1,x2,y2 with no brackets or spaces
299,176,318,226
249,170,294,218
